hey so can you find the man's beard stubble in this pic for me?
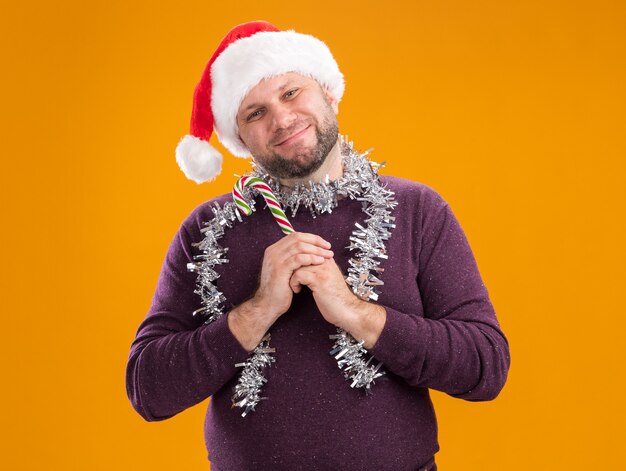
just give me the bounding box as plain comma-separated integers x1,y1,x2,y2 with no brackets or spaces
253,111,339,180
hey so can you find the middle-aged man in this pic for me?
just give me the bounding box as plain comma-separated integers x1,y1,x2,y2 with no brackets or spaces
126,20,510,471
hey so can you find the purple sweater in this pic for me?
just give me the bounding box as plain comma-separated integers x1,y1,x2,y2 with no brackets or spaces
126,175,510,470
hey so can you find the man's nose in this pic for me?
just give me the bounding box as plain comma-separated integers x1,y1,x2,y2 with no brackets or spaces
270,104,297,130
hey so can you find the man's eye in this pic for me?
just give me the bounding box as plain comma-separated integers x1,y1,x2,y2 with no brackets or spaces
284,89,298,99
247,109,263,121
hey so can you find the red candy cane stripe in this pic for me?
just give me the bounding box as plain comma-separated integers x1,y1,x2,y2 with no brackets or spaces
233,176,295,234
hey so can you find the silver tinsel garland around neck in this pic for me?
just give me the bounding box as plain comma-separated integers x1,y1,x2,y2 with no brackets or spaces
251,138,386,219
187,136,398,417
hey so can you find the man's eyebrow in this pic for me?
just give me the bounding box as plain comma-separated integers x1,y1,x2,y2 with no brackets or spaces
240,81,297,113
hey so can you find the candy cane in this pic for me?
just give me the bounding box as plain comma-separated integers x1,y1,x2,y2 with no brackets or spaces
233,176,295,234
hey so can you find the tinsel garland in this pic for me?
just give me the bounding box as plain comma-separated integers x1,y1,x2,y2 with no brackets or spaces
187,136,397,416
231,334,276,416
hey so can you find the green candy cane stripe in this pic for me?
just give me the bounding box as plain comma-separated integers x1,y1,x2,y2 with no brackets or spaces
232,176,295,234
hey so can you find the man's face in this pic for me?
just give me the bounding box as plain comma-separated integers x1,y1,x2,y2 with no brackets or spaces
236,72,339,180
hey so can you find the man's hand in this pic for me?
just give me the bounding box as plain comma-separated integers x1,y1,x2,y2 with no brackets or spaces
288,258,387,349
252,232,334,319
229,232,334,352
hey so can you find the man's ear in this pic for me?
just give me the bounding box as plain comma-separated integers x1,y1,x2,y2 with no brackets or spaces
323,87,339,114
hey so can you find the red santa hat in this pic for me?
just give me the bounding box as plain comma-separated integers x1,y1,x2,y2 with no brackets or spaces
175,20,345,184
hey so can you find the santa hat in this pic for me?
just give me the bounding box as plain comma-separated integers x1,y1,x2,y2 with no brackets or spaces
175,20,345,184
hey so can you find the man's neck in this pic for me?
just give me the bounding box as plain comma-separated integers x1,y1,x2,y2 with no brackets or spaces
278,139,343,188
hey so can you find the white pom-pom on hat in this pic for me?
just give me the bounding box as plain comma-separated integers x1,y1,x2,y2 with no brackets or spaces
175,135,223,184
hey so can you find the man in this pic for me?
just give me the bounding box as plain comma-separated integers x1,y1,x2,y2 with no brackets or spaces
126,21,510,471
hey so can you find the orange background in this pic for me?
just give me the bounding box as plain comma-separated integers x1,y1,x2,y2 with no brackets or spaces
2,0,625,469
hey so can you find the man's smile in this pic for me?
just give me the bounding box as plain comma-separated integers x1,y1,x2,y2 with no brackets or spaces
275,125,311,147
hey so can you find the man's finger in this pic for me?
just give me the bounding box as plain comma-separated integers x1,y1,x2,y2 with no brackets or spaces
286,232,332,249
289,267,318,292
281,241,334,260
284,254,325,273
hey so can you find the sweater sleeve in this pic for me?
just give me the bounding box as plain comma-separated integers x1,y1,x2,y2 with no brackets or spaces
369,190,510,401
125,221,250,422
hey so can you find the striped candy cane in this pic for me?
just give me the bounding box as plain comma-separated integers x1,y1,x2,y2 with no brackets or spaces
233,176,295,234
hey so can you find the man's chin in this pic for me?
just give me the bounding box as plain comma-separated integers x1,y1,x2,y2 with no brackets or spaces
259,153,326,180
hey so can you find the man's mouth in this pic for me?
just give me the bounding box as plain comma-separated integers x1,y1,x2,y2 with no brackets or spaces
275,125,311,146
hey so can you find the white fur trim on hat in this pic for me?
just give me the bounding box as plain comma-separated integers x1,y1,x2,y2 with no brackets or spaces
211,30,345,158
175,135,223,184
